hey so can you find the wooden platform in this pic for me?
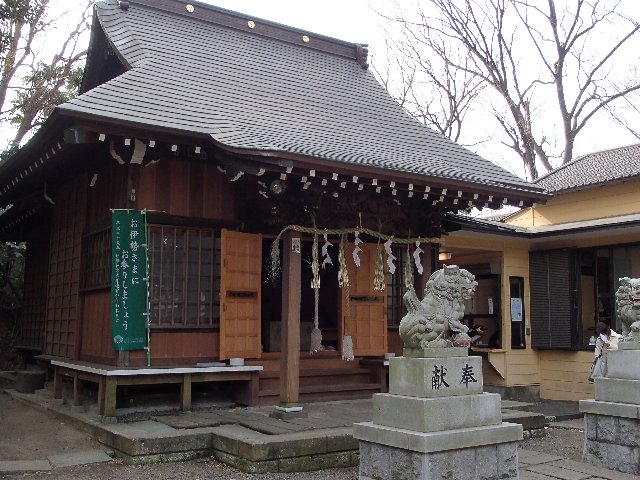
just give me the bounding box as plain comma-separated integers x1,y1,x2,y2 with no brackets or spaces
49,359,262,417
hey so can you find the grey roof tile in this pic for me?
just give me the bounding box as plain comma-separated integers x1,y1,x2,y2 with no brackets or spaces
57,0,543,197
535,143,640,193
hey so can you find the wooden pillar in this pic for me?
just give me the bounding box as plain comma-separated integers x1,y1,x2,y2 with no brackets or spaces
180,373,192,411
280,231,301,407
104,377,117,417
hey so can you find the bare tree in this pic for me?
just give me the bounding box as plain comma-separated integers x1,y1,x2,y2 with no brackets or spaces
382,0,640,180
372,23,485,143
1,0,90,148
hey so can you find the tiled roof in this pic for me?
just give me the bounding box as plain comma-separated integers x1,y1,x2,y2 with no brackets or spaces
55,0,543,199
535,143,640,193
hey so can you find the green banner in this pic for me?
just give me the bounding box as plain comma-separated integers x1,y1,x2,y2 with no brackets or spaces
111,210,148,351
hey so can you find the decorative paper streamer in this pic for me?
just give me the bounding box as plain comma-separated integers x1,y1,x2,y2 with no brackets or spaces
352,231,363,267
321,232,333,268
384,237,396,274
267,224,442,285
413,241,424,275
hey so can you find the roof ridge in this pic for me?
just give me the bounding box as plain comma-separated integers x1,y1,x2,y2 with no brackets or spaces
120,0,370,68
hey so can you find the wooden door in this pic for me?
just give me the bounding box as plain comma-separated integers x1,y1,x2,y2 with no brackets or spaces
342,243,388,356
219,230,262,360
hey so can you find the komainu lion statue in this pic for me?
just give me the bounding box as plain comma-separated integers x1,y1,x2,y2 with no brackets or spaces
399,265,477,349
615,277,640,342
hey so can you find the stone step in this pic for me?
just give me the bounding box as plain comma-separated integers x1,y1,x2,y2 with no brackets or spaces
501,400,535,412
501,408,548,431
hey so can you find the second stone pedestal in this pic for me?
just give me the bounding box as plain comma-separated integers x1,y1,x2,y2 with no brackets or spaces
354,351,522,480
580,343,640,475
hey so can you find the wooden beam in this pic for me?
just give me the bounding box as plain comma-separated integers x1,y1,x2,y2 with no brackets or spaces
280,231,301,407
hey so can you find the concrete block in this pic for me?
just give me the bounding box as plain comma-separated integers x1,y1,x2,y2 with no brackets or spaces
354,421,522,454
359,440,519,480
497,442,519,478
475,445,499,480
0,460,51,474
582,438,607,465
15,370,46,393
373,392,501,432
359,441,390,480
579,399,640,419
390,446,427,479
48,450,112,468
607,349,640,380
605,443,640,476
617,416,640,448
595,415,618,443
595,378,640,405
389,356,483,398
584,414,597,441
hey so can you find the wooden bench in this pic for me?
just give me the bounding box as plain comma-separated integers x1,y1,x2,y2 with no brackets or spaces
50,359,262,418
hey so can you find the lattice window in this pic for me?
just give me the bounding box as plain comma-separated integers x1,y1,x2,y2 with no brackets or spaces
81,228,111,290
148,226,220,328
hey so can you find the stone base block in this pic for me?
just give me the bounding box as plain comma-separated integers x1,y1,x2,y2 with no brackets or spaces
373,392,501,432
389,356,483,398
607,349,640,380
15,370,46,393
594,377,640,405
579,399,640,419
358,440,519,480
620,340,640,350
582,413,640,475
402,347,468,358
353,421,522,454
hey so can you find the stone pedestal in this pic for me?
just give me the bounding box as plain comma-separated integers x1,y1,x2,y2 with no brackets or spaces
354,352,523,480
579,343,640,476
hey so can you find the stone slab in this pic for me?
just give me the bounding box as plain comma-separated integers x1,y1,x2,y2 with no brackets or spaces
579,399,640,419
607,349,640,380
0,460,51,473
402,347,468,358
48,449,113,468
353,421,522,454
389,356,483,398
373,392,501,432
595,378,640,405
619,341,640,350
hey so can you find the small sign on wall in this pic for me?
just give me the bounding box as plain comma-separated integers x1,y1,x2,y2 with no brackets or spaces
511,298,523,322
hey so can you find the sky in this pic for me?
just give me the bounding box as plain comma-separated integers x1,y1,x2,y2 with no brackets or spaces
3,0,639,180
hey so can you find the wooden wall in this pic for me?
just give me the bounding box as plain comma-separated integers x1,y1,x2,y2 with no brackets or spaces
80,290,220,365
508,180,640,228
539,350,595,401
20,216,51,349
80,290,113,362
86,159,128,225
44,177,87,358
137,158,236,220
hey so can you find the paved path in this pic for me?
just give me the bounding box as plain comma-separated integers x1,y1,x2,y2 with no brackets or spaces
2,389,637,478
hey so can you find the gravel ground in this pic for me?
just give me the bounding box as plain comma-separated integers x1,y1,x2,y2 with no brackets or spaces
1,425,584,480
